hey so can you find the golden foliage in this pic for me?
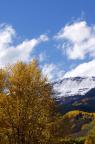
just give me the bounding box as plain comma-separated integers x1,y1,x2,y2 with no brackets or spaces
0,60,56,144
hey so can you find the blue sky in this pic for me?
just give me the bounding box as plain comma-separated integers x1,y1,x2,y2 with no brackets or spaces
0,0,95,81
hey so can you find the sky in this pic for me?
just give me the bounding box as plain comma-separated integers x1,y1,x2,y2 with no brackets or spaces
0,0,95,81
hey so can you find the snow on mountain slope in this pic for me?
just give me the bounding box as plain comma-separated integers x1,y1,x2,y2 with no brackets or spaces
64,60,95,78
53,60,95,98
54,77,95,97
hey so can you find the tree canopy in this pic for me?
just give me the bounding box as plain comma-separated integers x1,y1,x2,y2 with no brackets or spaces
0,60,57,144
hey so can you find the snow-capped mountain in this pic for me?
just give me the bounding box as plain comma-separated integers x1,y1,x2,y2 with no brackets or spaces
54,77,95,97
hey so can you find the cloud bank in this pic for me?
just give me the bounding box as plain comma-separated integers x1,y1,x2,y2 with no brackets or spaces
56,21,95,60
1,21,95,81
42,63,65,82
0,24,48,67
64,59,95,78
54,20,95,78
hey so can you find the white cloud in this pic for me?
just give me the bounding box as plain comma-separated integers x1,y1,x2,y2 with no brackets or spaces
42,63,65,82
55,21,95,60
38,52,47,62
64,59,95,78
0,24,49,67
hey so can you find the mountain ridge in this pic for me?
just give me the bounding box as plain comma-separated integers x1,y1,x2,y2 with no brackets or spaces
54,76,95,98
